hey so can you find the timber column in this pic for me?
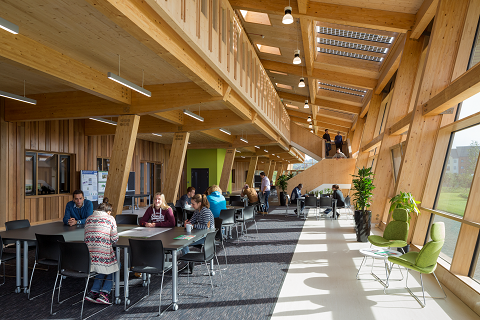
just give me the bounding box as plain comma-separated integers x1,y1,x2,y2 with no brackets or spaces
104,115,140,216
219,148,236,192
164,132,190,204
245,156,258,187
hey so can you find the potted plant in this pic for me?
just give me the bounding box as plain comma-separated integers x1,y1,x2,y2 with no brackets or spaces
276,173,294,206
389,191,421,252
351,167,375,242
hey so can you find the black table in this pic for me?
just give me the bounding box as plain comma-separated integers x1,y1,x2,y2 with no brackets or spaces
0,221,209,312
127,194,151,213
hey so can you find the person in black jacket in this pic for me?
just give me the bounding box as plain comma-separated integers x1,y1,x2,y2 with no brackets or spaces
323,129,332,156
332,184,345,218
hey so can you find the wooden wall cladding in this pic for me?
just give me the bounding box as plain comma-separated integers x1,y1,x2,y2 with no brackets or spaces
0,101,168,226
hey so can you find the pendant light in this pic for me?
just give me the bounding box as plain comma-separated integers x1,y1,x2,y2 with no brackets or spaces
0,80,37,105
293,21,302,65
308,124,313,129
108,55,151,97
298,77,305,87
304,100,309,108
307,116,312,122
310,129,314,133
282,1,294,24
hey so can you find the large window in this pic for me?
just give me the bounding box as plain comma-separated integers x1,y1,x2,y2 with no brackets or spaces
26,152,71,196
435,125,480,216
431,215,462,263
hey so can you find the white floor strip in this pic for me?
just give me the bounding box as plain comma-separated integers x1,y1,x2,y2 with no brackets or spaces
271,210,480,320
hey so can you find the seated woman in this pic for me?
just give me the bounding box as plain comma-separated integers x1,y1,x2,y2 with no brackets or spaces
139,192,175,228
181,194,215,272
84,198,119,305
206,185,227,218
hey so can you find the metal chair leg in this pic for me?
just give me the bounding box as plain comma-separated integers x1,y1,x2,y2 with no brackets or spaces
50,273,60,315
79,277,90,320
214,254,223,282
204,261,214,297
356,256,367,280
433,271,447,299
158,271,164,316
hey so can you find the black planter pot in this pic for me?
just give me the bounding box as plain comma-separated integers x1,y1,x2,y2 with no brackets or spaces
355,210,372,242
280,192,286,206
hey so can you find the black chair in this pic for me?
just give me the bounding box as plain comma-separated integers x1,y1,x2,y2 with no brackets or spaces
229,195,241,205
235,206,258,235
178,232,219,297
4,219,36,248
115,214,138,225
219,209,238,240
127,239,172,315
0,235,15,288
214,218,227,270
167,203,175,208
51,242,113,320
175,206,185,226
303,197,318,219
230,200,245,208
28,234,65,300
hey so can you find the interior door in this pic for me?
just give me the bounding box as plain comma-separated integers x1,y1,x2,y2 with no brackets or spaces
191,168,209,195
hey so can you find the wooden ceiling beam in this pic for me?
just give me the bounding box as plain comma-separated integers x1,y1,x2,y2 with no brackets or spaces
300,18,315,77
317,87,363,105
261,60,377,89
292,117,348,133
315,53,382,73
287,109,352,127
411,0,439,39
198,130,236,144
279,91,361,114
0,33,130,104
4,82,222,122
297,0,309,14
229,0,415,33
152,110,184,125
223,87,254,120
86,0,224,97
361,132,384,153
375,34,406,94
359,90,372,118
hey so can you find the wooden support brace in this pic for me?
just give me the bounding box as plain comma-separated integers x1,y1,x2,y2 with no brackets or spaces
104,115,140,216
219,148,236,192
246,156,258,187
164,132,190,203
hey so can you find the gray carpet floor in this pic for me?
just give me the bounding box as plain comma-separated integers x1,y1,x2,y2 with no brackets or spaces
0,206,304,320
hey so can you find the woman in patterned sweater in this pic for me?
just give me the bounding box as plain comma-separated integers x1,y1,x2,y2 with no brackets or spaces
180,194,215,272
83,199,119,305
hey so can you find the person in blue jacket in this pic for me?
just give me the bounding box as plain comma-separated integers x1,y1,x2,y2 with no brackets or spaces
206,185,227,218
63,190,94,226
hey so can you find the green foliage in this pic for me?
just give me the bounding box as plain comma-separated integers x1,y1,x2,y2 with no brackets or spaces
351,167,375,212
276,173,294,193
389,191,421,221
323,188,332,195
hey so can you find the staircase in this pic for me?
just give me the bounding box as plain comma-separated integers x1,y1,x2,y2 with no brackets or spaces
290,123,325,161
286,158,356,196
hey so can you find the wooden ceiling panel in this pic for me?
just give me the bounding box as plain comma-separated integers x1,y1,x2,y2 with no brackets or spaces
0,0,191,89
309,0,424,15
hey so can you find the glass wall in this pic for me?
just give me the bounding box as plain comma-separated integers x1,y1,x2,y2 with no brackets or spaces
432,215,462,263
26,152,70,196
435,125,480,216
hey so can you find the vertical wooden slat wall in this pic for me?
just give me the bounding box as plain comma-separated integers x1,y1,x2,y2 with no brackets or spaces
0,108,169,226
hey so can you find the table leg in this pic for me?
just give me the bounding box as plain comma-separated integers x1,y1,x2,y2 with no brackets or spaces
23,240,28,293
123,247,130,309
132,197,134,214
115,247,121,304
171,250,178,310
15,240,21,293
297,201,300,218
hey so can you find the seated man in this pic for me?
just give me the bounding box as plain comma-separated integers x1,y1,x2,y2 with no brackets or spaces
241,184,259,205
332,148,347,159
290,184,308,215
63,190,93,226
176,186,195,208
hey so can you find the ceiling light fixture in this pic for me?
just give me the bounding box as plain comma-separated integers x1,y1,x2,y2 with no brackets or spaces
309,124,313,129
310,130,314,133
255,146,260,149
241,156,245,158
304,100,309,108
272,153,275,156
89,117,117,126
307,116,312,122
240,138,248,143
264,149,268,153
293,49,301,65
298,77,305,87
277,155,280,158
183,109,204,122
107,56,151,97
152,133,162,137
0,80,37,105
282,6,294,24
219,128,231,135
0,17,19,34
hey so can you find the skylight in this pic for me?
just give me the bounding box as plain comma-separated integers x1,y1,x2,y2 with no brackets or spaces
256,44,281,55
317,38,388,54
317,47,383,62
275,83,293,90
319,86,365,97
239,10,271,26
316,26,394,44
318,82,367,93
269,70,288,76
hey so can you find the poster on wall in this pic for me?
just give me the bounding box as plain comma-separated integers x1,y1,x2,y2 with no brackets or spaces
81,170,98,202
97,171,108,203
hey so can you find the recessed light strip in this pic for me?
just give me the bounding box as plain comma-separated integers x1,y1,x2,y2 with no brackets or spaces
0,90,37,105
183,109,204,122
89,117,117,126
107,72,152,97
240,138,249,143
0,17,19,34
152,133,162,137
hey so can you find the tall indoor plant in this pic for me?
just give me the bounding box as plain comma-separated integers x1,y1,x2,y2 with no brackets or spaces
351,167,375,242
276,173,294,206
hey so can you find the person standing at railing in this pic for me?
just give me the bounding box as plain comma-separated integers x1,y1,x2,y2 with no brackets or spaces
323,129,332,157
334,131,343,153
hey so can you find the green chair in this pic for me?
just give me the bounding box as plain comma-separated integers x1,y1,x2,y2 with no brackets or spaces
368,208,409,250
386,222,447,307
